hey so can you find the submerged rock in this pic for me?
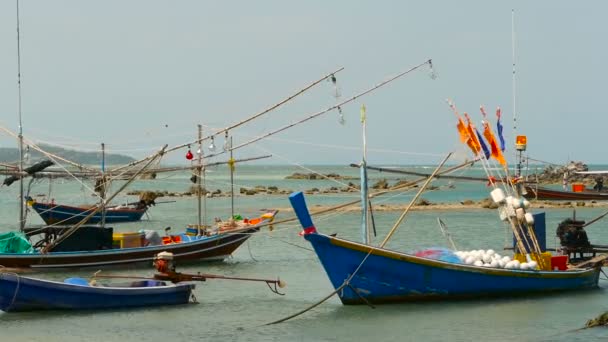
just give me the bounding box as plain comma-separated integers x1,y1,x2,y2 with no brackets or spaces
585,312,608,328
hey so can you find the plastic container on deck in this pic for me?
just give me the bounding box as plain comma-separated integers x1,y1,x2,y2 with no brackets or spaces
514,252,552,271
572,183,585,192
112,232,144,249
551,255,569,271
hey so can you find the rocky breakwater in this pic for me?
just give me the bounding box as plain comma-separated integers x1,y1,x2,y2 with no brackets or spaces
531,161,597,185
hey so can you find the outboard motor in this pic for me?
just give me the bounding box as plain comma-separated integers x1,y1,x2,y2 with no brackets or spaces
556,218,590,248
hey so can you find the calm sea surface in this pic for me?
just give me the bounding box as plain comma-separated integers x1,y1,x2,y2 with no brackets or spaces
1,165,608,341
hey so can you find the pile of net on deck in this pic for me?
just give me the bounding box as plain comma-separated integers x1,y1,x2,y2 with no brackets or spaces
413,247,535,270
0,231,34,253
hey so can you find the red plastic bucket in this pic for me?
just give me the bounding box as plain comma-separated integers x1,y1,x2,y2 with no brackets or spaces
551,255,568,271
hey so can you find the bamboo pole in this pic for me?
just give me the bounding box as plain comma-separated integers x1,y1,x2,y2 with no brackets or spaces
109,67,345,174
212,60,433,158
379,153,452,248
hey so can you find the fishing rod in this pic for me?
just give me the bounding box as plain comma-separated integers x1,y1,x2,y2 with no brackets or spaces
206,60,435,159
109,67,345,174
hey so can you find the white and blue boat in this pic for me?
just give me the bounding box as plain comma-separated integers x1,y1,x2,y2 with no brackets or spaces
0,273,194,312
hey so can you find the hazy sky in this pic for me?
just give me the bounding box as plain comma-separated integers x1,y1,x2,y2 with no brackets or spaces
0,1,606,166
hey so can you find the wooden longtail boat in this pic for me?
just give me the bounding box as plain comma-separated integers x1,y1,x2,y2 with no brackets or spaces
289,192,601,305
0,211,277,269
523,185,608,201
0,273,194,312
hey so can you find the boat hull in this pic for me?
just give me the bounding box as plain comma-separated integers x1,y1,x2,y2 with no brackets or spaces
306,233,601,305
30,202,146,225
0,227,258,269
0,273,194,312
524,186,608,201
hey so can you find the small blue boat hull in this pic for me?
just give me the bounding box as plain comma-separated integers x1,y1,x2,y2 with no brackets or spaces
31,202,146,225
306,233,600,304
0,273,194,312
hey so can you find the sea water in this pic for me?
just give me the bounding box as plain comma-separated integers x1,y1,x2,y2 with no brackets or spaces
0,165,607,341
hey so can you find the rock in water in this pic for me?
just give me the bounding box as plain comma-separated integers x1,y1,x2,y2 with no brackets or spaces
585,312,608,328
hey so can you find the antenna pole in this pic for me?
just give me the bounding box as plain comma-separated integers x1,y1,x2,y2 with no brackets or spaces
512,9,517,162
16,0,25,231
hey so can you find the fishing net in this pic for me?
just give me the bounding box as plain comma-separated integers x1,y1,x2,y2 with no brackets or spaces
413,247,461,264
0,231,34,253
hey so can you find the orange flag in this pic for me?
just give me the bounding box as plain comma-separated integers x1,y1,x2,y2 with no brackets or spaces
456,117,468,143
482,121,507,166
463,113,481,154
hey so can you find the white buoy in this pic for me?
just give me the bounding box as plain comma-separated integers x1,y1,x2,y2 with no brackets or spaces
474,260,484,267
491,188,506,204
525,212,535,225
520,262,529,270
512,198,522,209
482,254,492,263
499,207,509,221
490,259,499,268
522,199,531,209
515,208,525,221
528,261,538,270
465,256,475,265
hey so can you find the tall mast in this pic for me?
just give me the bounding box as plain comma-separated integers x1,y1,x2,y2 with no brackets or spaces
16,0,25,231
197,124,203,234
512,9,517,163
228,134,234,219
100,142,106,228
360,104,370,244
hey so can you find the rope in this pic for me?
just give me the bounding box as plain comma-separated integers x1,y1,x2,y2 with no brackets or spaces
265,247,375,325
0,272,21,312
246,239,258,262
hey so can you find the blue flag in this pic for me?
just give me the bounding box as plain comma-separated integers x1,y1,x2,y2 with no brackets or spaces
496,108,506,151
476,129,491,159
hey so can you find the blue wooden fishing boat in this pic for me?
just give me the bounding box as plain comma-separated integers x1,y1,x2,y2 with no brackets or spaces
0,272,194,312
289,192,602,305
27,197,147,225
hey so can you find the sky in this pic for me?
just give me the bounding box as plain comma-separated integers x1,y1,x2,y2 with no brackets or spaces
0,1,606,167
